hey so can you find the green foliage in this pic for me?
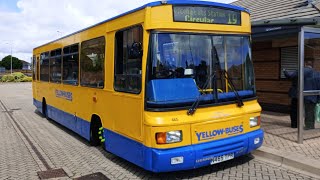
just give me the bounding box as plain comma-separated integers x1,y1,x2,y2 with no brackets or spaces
12,72,25,79
0,55,23,70
0,72,32,82
20,76,32,82
1,75,14,82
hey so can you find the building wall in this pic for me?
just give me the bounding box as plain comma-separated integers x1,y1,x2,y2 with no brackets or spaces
252,36,298,112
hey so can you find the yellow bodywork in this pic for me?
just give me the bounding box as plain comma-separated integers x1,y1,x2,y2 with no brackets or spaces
33,4,260,149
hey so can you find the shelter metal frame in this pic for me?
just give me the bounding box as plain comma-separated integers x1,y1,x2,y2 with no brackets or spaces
298,26,320,143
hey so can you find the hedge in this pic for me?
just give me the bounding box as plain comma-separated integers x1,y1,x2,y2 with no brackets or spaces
0,72,32,82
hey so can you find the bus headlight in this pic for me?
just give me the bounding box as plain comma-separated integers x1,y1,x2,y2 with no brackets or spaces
156,130,182,144
250,116,261,127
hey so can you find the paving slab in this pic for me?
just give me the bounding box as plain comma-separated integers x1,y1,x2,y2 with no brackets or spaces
261,111,320,159
254,111,320,179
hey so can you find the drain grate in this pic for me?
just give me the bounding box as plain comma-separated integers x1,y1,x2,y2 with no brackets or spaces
37,168,68,179
74,172,110,180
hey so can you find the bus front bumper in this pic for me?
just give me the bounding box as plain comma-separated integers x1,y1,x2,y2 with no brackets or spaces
147,129,263,172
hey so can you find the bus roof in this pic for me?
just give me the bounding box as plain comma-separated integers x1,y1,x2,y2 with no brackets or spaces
34,0,249,49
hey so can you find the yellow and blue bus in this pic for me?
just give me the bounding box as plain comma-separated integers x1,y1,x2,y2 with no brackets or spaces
32,0,263,172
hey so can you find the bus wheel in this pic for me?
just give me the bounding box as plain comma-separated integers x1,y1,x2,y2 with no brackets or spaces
90,116,103,147
42,98,49,120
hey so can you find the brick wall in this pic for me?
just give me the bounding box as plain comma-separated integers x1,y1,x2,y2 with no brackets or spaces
252,36,298,112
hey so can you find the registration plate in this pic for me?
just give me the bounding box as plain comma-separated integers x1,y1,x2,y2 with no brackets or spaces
210,153,234,165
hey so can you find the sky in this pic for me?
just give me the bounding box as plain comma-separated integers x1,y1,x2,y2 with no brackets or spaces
0,0,236,63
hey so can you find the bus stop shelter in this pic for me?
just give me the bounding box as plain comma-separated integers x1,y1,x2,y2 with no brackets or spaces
252,18,320,143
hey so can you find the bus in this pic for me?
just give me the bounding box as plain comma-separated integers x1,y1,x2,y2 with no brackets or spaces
32,0,263,172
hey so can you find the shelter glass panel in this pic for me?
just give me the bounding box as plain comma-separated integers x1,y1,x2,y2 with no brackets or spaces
303,32,320,133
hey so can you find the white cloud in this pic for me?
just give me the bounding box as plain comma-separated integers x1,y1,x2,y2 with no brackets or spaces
0,0,235,63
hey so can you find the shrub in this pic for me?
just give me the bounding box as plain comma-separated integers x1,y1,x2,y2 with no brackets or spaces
1,75,14,82
0,72,31,82
1,75,7,82
20,76,32,82
12,72,25,80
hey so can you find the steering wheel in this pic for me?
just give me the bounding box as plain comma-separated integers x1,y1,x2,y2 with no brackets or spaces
155,69,175,78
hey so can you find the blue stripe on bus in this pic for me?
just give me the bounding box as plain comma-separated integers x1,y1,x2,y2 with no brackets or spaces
33,98,263,172
167,1,249,13
103,129,150,169
33,99,42,113
33,99,91,141
104,127,263,172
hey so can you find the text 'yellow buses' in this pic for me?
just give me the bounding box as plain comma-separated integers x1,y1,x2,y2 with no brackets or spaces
32,0,263,172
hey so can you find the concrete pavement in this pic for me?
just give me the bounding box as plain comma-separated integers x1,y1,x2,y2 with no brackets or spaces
254,112,320,178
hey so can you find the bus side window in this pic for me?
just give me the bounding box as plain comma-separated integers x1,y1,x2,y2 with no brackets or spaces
37,56,40,80
32,55,36,80
50,49,62,83
114,25,143,93
63,44,79,86
80,36,105,88
40,52,50,82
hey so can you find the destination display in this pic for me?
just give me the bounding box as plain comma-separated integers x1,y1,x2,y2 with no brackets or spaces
173,6,241,25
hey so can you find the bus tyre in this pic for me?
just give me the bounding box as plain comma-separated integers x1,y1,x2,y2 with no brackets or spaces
42,98,49,120
90,120,101,146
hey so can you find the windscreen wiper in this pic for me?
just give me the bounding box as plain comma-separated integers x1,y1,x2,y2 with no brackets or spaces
187,72,216,116
187,44,219,116
221,69,244,107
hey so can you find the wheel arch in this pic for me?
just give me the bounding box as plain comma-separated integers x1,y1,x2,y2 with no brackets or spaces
90,114,103,128
42,97,46,114
89,114,104,146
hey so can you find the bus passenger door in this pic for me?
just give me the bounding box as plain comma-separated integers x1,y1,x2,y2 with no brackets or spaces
111,26,144,141
111,93,143,141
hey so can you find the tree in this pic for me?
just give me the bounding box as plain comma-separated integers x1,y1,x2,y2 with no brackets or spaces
0,55,23,70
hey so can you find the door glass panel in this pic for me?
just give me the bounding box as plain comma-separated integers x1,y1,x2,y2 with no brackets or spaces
304,32,320,134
